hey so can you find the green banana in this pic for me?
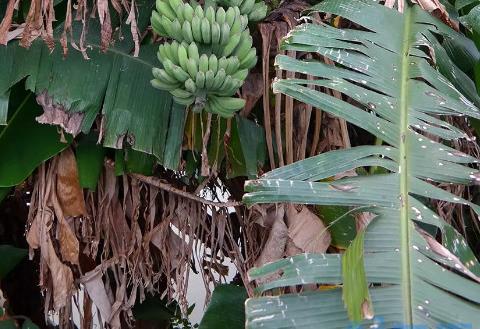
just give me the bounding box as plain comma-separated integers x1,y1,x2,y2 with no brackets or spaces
239,48,257,69
191,16,203,42
171,19,182,40
219,23,231,45
201,18,211,43
169,0,184,24
187,43,200,63
168,41,180,65
230,15,243,35
213,95,246,111
211,22,221,44
205,6,216,25
199,54,209,72
183,3,195,22
177,44,189,71
212,69,227,90
225,57,240,75
171,88,193,98
194,5,204,19
173,95,195,106
152,67,178,85
164,59,190,82
218,56,228,71
157,45,168,62
208,54,218,74
162,59,177,78
156,0,176,21
219,75,234,93
208,96,237,118
151,11,166,35
172,65,191,82
222,33,241,57
163,43,178,65
216,7,226,25
205,70,215,90
231,68,248,81
160,16,174,36
182,21,194,43
151,78,178,91
196,71,206,89
186,58,198,79
185,79,197,94
248,2,268,21
233,30,253,60
240,0,255,15
225,7,236,26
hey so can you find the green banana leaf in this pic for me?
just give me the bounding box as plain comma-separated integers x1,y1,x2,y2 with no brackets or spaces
0,0,186,170
243,0,480,327
75,132,106,190
0,93,70,187
454,0,480,33
199,284,247,329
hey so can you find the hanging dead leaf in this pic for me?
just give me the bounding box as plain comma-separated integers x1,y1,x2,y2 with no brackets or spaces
80,265,113,324
0,0,16,45
44,238,74,309
56,148,86,217
57,218,79,264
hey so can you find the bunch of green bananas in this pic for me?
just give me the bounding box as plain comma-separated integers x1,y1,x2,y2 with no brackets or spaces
214,0,267,21
151,0,266,117
152,41,249,116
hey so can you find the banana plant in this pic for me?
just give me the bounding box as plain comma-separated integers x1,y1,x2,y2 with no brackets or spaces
243,0,480,327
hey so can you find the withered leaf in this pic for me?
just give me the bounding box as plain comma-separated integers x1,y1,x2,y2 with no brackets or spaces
286,205,331,254
56,148,87,217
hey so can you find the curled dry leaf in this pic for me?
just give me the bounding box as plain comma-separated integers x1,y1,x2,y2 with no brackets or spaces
27,210,74,309
285,205,331,255
56,148,86,217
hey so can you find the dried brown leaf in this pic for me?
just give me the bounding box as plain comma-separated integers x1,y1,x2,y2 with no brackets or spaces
57,218,79,264
56,148,87,217
20,0,43,48
29,217,72,309
286,205,331,254
36,92,85,136
240,72,264,117
80,265,113,323
254,205,288,268
0,0,16,45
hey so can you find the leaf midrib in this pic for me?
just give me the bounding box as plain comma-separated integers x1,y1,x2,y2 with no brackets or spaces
399,6,413,326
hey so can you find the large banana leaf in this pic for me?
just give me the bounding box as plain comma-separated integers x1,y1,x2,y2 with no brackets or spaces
243,0,480,327
0,0,187,170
